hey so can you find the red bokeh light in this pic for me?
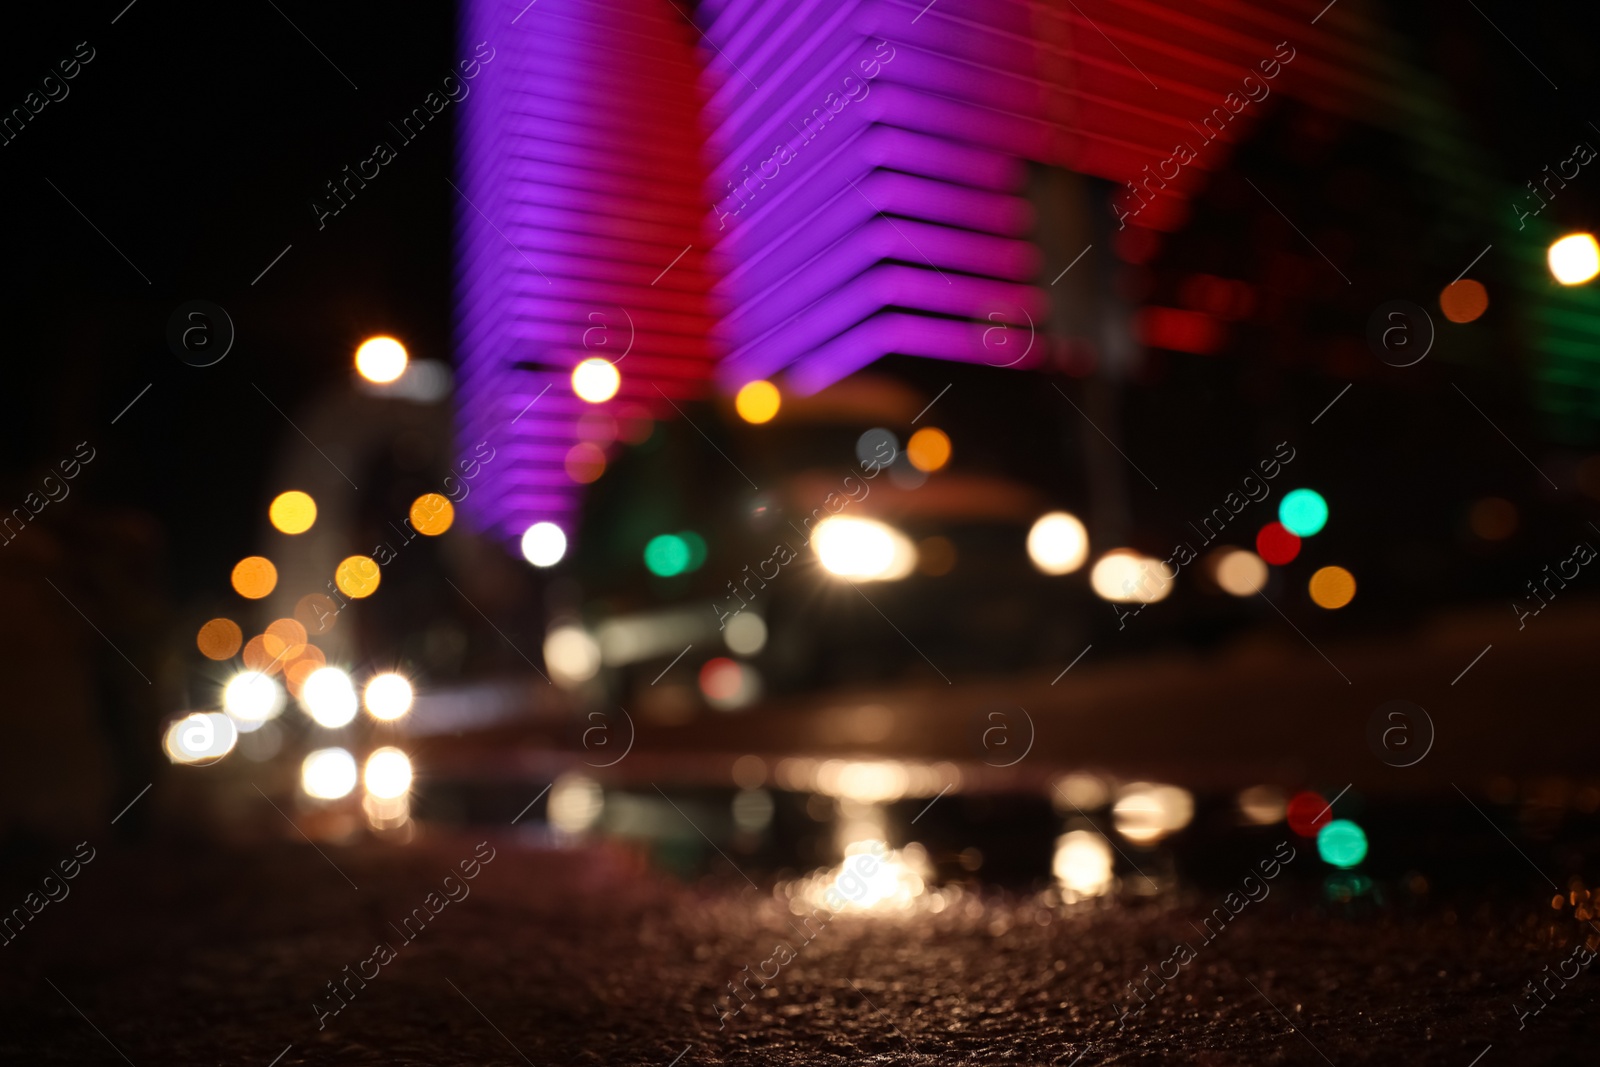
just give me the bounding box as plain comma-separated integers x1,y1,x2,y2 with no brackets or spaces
1286,790,1333,837
699,657,743,702
1137,306,1227,355
1256,522,1301,565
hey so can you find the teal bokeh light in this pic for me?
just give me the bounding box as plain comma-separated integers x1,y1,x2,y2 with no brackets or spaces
1279,488,1329,537
644,534,691,577
1316,819,1368,868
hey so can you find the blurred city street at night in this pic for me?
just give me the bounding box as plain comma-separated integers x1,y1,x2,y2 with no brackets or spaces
4,0,1600,1063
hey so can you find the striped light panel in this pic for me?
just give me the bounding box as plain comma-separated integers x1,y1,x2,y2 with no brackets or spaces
453,0,716,550
699,0,1051,395
697,0,1486,392
454,0,1489,551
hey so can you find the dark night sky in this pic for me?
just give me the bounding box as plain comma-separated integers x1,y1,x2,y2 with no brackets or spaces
2,1,461,596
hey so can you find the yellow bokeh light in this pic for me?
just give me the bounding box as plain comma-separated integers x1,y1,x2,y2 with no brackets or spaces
906,427,952,472
196,618,242,661
268,490,317,534
335,555,381,598
409,493,454,536
231,556,277,599
1309,565,1356,609
1549,234,1600,286
571,357,621,403
734,380,781,424
355,336,408,383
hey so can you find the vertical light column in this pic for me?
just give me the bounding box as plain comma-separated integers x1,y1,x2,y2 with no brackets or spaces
454,0,717,554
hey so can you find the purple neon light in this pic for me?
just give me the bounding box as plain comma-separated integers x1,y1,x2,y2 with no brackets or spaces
780,312,1048,395
699,0,1072,394
722,269,1046,382
455,0,716,550
721,220,1040,335
717,170,1036,299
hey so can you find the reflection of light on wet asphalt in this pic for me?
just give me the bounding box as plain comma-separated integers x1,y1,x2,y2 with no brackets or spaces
1052,830,1113,901
1111,783,1194,845
789,840,932,914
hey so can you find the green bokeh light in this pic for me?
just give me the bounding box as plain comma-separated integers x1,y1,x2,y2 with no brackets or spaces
644,534,691,577
1316,819,1368,868
1279,488,1329,537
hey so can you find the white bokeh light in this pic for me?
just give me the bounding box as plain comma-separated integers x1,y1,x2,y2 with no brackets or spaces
164,712,238,765
363,673,414,721
223,671,285,723
1089,550,1172,604
1053,830,1114,900
301,667,358,728
570,357,621,403
363,747,413,799
1214,549,1268,597
813,517,916,581
301,747,358,799
548,773,604,834
1111,782,1195,845
544,626,602,687
521,522,567,567
1027,512,1088,575
723,612,767,656
1549,233,1600,285
355,336,408,383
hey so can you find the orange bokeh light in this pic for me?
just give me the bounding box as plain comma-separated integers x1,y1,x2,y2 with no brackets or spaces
1439,279,1488,324
231,556,277,599
564,442,606,484
196,618,243,661
263,618,308,661
409,493,455,536
284,645,327,697
906,427,952,472
1308,565,1357,609
242,635,285,675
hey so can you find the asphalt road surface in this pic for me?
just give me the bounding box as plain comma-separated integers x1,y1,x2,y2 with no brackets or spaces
1,835,1593,1066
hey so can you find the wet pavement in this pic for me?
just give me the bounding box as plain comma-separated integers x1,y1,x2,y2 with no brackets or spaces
2,835,1594,1066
